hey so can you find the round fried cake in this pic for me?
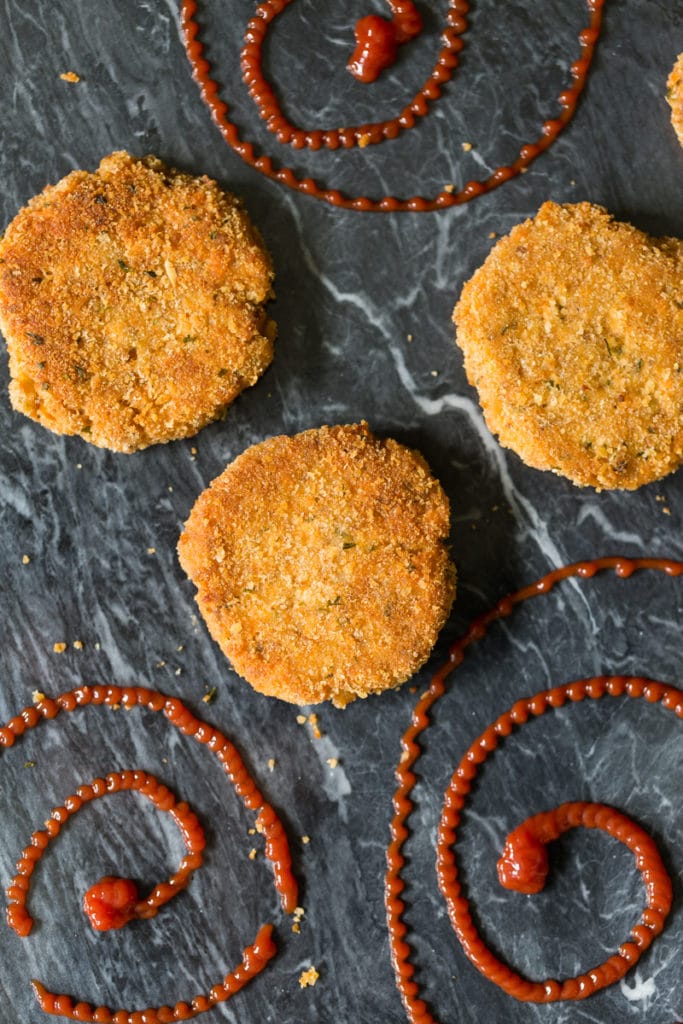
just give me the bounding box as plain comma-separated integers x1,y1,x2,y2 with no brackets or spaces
0,151,275,451
178,423,456,707
453,202,683,490
668,53,683,149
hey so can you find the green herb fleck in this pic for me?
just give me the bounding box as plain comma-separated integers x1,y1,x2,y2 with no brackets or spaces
94,194,107,205
217,368,229,377
26,331,45,344
146,270,157,278
118,258,132,272
342,541,356,550
182,335,197,344
24,761,36,769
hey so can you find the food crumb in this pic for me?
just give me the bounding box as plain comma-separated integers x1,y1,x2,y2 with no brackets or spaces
308,713,322,739
358,133,372,148
60,71,81,83
73,640,84,650
267,758,276,771
301,835,310,844
488,232,497,239
24,761,36,769
326,757,338,769
443,183,455,194
406,333,413,342
21,554,31,564
53,642,67,654
177,645,184,652
155,660,166,669
32,690,45,704
95,642,101,651
299,966,319,989
292,905,305,933
248,848,257,860
296,714,307,725
662,506,671,515
461,141,473,152
248,827,256,835
202,687,217,704
147,547,156,555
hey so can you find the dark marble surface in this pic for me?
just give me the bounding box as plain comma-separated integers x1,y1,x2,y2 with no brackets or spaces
0,1,682,1022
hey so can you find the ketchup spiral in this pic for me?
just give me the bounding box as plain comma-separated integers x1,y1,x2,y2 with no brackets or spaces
386,557,682,1022
3,684,298,1023
180,0,606,212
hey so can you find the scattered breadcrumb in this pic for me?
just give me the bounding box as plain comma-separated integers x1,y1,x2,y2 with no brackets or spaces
53,642,67,654
292,906,305,933
406,333,413,342
73,640,83,650
296,714,307,725
32,690,45,704
443,184,455,194
662,506,671,515
488,232,497,239
177,645,184,652
174,667,182,676
155,660,166,669
326,758,338,769
24,761,36,769
248,848,257,860
21,554,30,564
147,547,156,555
267,758,276,771
202,687,217,704
60,71,81,83
308,713,322,739
298,966,319,989
301,835,310,844
461,141,473,152
248,827,256,836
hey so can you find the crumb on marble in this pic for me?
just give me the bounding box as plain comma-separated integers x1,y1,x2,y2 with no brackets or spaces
298,966,319,989
406,333,413,342
308,713,322,738
248,848,257,860
267,757,276,770
53,642,67,654
21,554,30,564
177,644,184,652
147,547,156,555
156,660,166,669
326,757,338,769
662,506,671,515
60,71,81,83
443,184,455,194
24,761,36,768
461,141,473,151
248,827,256,835
32,690,45,704
202,687,217,704
301,835,310,844
95,642,101,650
488,232,497,239
292,905,305,933
296,714,307,725
73,640,83,650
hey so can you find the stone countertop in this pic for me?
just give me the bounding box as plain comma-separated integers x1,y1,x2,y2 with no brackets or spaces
0,2,681,1023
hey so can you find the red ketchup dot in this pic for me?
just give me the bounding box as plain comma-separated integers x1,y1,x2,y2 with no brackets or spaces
348,15,398,83
497,825,549,895
83,876,139,931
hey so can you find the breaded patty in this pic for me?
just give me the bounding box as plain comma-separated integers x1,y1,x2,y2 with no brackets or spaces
178,423,455,707
454,202,683,490
0,151,275,451
668,53,683,148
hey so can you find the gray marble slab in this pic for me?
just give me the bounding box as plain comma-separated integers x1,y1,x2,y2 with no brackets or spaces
0,1,682,1022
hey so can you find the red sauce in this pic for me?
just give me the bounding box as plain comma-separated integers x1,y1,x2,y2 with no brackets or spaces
386,557,683,1020
181,0,605,212
348,3,423,84
3,685,298,1023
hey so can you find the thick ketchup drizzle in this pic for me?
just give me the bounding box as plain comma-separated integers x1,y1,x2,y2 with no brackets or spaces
2,685,297,1023
180,0,605,212
348,2,423,84
386,557,683,1021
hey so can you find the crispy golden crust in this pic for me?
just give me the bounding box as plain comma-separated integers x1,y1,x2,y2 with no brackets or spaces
178,423,456,707
453,202,683,490
0,151,275,451
668,53,683,148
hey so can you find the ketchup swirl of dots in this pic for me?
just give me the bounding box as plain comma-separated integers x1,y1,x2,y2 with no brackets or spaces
181,0,605,212
2,685,298,1024
386,557,683,1022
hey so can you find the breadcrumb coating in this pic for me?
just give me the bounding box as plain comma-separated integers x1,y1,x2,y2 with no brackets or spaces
0,151,275,451
668,53,683,149
178,423,456,707
454,202,683,490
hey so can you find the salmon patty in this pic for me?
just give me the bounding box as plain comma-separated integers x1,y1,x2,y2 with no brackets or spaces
453,202,683,490
0,151,275,451
178,423,456,707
